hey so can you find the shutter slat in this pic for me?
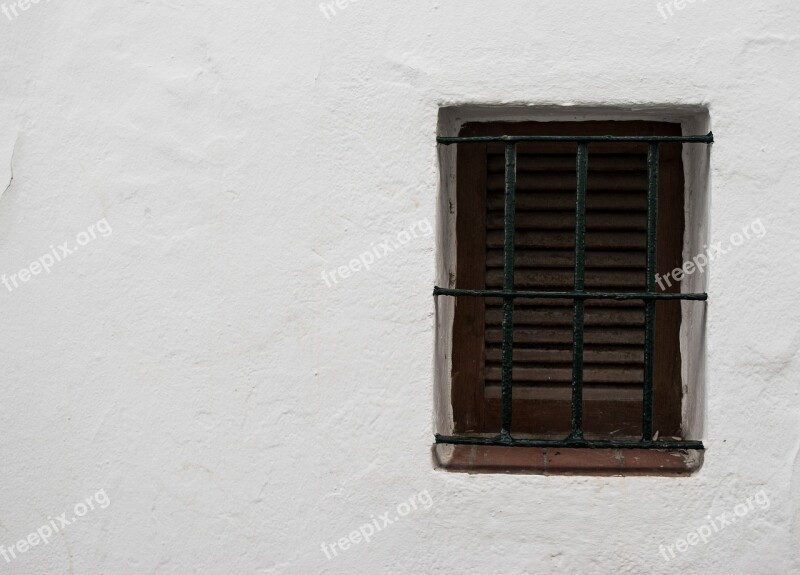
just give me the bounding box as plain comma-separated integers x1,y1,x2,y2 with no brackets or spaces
485,306,644,327
484,366,643,384
486,140,654,155
485,269,646,290
487,191,648,211
483,298,646,308
486,230,647,250
486,327,645,345
485,347,644,365
483,386,643,401
486,249,646,269
487,172,647,192
487,153,647,173
486,210,647,231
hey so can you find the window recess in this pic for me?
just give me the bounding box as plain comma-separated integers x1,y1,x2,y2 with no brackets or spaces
435,121,712,459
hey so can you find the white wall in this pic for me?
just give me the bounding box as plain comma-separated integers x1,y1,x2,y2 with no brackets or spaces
0,1,797,573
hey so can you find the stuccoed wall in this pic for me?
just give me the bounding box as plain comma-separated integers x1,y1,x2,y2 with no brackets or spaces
0,1,797,573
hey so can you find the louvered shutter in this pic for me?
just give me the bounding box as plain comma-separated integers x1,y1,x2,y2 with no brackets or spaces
451,121,684,439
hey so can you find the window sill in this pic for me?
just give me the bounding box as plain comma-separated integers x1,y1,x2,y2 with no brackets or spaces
433,443,703,476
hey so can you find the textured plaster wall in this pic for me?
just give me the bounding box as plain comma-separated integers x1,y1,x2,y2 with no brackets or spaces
0,1,798,573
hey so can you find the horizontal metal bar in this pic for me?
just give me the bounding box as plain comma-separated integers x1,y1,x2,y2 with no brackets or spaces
437,132,714,145
433,287,707,301
435,434,704,450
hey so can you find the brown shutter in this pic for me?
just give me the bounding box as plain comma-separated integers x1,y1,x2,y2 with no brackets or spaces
452,121,684,439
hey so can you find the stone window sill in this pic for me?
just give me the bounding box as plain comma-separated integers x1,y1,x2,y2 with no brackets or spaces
433,444,703,476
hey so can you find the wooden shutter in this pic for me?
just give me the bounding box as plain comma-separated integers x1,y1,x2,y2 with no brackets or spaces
452,121,684,439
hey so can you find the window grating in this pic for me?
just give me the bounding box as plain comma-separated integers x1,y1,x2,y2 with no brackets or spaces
435,132,713,450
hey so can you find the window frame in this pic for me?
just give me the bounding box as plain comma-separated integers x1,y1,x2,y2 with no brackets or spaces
434,120,713,471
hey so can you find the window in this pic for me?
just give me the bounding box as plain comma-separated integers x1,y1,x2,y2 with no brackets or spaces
434,120,713,474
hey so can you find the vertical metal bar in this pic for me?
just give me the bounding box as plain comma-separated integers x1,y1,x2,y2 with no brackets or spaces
500,143,516,439
570,143,588,440
642,143,659,441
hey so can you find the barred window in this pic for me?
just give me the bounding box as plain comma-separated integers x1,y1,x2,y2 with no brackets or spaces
434,120,712,474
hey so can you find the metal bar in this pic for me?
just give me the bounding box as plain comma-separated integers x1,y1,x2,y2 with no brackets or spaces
437,132,714,145
433,287,707,301
435,434,704,450
500,142,516,438
570,143,588,440
642,143,659,441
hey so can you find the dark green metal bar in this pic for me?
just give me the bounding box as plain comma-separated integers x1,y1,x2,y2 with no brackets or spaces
500,143,516,439
642,143,659,441
570,143,588,440
435,433,704,450
437,133,714,145
433,287,707,301
433,132,714,451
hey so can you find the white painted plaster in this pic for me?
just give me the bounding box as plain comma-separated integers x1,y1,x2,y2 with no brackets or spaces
0,1,798,573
